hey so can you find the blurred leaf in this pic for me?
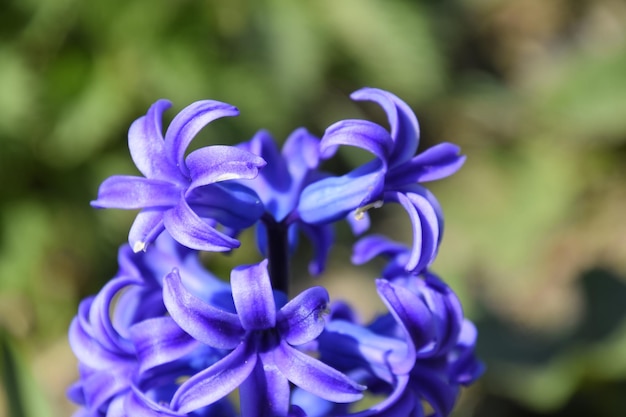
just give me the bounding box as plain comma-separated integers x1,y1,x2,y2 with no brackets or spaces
530,45,626,144
0,333,54,417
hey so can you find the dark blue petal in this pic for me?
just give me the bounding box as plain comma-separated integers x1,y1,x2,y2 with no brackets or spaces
91,176,180,210
298,159,385,224
386,143,466,187
409,364,459,417
186,145,266,190
276,286,328,345
171,341,257,413
239,353,291,417
162,269,244,349
231,260,276,330
163,198,240,252
376,279,436,360
320,119,392,163
351,235,408,266
274,341,364,403
350,88,420,167
384,189,440,273
164,100,239,177
298,223,334,276
127,99,178,181
188,182,264,230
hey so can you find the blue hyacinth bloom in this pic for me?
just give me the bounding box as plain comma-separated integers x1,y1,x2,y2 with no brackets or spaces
92,99,266,253
299,88,466,272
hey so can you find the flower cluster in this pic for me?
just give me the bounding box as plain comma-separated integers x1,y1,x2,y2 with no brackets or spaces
68,88,483,417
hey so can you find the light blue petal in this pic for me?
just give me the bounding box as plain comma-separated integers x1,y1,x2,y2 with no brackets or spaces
186,145,266,190
128,99,179,181
231,259,276,330
164,100,239,177
91,176,180,210
162,270,244,349
321,119,392,163
298,159,385,224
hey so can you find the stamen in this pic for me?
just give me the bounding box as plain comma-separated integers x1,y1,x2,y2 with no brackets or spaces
354,200,383,221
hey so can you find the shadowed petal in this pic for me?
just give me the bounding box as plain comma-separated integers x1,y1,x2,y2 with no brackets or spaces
172,341,257,413
386,143,466,187
129,317,199,373
351,235,407,266
164,100,239,176
163,270,244,349
240,353,291,417
376,279,436,358
128,99,177,180
91,176,180,210
231,260,276,330
187,145,266,189
274,341,364,403
126,386,187,417
350,88,419,167
384,189,440,272
163,198,240,251
277,286,328,346
321,120,392,163
299,223,334,276
128,209,165,252
282,128,321,183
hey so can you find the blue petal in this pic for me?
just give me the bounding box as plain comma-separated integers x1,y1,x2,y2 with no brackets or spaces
351,235,408,266
231,259,276,331
91,176,180,210
298,159,385,224
273,341,365,403
282,128,321,183
350,88,420,167
128,209,165,252
164,100,239,177
386,143,466,187
129,316,199,373
321,119,392,163
276,286,329,345
163,198,240,252
376,279,436,360
162,269,244,349
299,223,334,276
172,341,257,413
128,99,179,181
239,353,291,417
126,386,187,417
186,145,266,189
384,189,440,273
188,182,265,230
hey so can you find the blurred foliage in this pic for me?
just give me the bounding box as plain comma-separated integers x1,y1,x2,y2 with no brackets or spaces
1,0,626,416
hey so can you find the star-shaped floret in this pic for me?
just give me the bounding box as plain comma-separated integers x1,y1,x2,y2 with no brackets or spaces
92,99,266,253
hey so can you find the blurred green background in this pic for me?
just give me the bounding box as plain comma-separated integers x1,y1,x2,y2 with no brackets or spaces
1,0,626,416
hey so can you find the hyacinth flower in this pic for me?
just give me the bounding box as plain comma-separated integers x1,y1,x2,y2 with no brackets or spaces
161,259,364,416
236,128,334,278
299,88,466,273
92,99,267,253
305,275,483,417
69,88,482,417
